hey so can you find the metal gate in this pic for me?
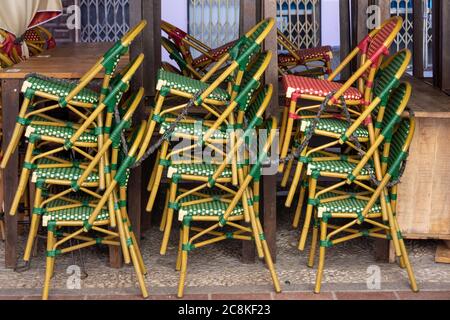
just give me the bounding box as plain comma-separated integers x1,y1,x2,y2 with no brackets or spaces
390,0,433,70
79,0,129,42
188,0,240,50
276,0,321,50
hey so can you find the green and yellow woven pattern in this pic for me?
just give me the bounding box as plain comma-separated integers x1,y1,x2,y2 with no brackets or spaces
28,124,98,143
23,76,99,104
317,195,382,215
308,160,374,175
33,166,99,182
301,117,369,138
169,163,233,178
179,198,244,218
157,69,230,101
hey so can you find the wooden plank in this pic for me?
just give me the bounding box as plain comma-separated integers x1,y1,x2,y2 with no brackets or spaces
396,116,450,237
413,0,425,78
339,0,352,80
0,43,128,79
405,75,450,118
2,79,20,268
435,241,450,264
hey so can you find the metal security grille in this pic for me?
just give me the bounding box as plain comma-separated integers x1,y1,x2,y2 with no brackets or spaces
390,0,433,70
276,0,321,50
188,0,240,51
79,0,129,42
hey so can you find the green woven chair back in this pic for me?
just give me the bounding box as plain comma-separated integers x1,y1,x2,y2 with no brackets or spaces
386,117,414,180
378,82,410,139
372,49,411,101
161,36,190,76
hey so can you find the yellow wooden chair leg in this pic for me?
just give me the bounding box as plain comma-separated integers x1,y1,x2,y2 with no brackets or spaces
256,219,281,293
279,99,297,173
130,231,147,275
177,223,190,298
42,229,56,300
0,220,5,241
160,181,177,255
285,158,305,208
23,187,43,262
115,207,131,265
160,188,170,232
10,142,35,216
292,182,306,228
308,219,319,268
146,142,169,212
175,226,183,271
281,155,294,188
398,237,419,292
314,220,328,294
1,110,28,169
298,175,317,251
128,243,149,298
147,150,161,192
279,105,289,153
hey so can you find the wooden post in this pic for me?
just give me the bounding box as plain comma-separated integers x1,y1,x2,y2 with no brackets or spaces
339,0,352,80
239,0,260,264
261,0,279,263
433,0,450,94
127,0,161,247
2,80,20,268
413,0,425,78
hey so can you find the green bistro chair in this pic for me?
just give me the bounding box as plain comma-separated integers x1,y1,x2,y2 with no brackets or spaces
157,84,273,255
279,17,403,175
286,50,412,240
175,117,281,298
13,59,144,267
162,36,203,79
144,44,273,213
38,112,149,300
0,20,147,170
297,81,412,252
309,115,418,294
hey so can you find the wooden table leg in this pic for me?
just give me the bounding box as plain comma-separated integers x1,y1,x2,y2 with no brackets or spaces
262,175,277,263
2,79,20,268
374,239,390,263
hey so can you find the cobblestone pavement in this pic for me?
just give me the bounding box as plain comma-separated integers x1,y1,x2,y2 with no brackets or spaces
0,204,449,300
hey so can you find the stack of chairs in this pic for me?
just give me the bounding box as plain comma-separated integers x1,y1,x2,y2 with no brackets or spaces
161,20,237,78
1,21,151,300
0,26,57,233
278,16,419,293
0,26,56,65
277,29,334,78
145,18,281,298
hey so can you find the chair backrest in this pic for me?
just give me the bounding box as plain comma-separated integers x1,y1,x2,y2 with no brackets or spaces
199,50,272,145
161,20,204,67
161,36,202,79
347,82,412,182
359,115,415,217
327,16,403,104
220,117,278,223
208,85,273,184
60,20,147,107
340,49,411,144
63,54,144,150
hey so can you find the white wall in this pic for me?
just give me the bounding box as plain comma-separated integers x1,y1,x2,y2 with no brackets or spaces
161,0,188,61
321,0,341,47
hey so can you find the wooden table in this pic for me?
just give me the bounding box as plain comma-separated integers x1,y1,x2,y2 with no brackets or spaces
396,75,450,239
0,43,129,268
